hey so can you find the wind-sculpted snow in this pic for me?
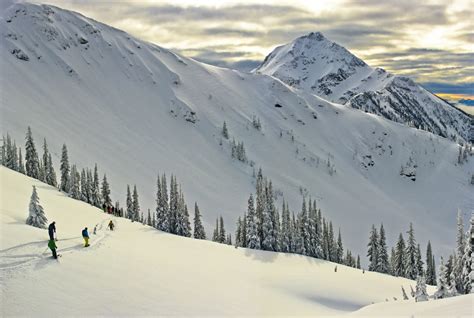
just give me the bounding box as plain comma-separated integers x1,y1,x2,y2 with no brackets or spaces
255,32,472,142
1,2,473,264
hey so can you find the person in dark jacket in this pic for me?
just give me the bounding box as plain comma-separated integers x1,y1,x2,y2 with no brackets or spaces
48,239,58,259
48,222,56,241
82,227,90,247
108,220,115,231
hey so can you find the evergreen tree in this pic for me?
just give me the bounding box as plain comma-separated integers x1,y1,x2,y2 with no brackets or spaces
415,244,424,277
226,233,232,245
394,233,406,277
25,127,40,179
18,147,25,174
280,199,290,253
212,218,219,242
235,217,243,247
461,212,473,294
246,194,260,249
404,223,418,279
426,241,437,285
240,213,247,248
60,144,70,192
219,216,226,243
299,198,310,256
336,229,343,264
222,121,229,139
328,221,335,262
261,181,275,251
147,209,152,226
38,158,45,182
390,247,397,275
26,186,48,228
156,174,170,232
42,138,57,186
91,164,101,207
434,257,449,299
68,164,80,199
101,174,112,206
193,202,206,239
255,169,264,245
126,185,133,220
80,168,88,202
356,254,361,269
367,224,379,271
455,210,465,293
294,214,306,255
447,270,458,297
377,223,389,273
132,185,140,222
415,275,429,302
169,175,179,234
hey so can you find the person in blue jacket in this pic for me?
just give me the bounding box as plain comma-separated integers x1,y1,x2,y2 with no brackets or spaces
82,227,90,247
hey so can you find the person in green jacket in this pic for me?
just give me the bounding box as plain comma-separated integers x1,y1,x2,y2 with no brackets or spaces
48,239,58,259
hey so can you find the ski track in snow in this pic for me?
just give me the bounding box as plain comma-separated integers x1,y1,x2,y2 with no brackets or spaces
0,218,110,273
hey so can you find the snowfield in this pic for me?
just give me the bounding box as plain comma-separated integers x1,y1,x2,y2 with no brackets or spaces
2,166,472,316
0,2,473,263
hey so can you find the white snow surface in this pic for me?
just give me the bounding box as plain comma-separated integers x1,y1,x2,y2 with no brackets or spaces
3,167,473,316
0,2,473,263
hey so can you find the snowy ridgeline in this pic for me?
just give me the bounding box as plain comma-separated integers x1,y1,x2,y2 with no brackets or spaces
1,1,474,271
1,166,473,316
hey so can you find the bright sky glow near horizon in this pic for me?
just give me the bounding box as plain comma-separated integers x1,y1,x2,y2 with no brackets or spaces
4,0,473,106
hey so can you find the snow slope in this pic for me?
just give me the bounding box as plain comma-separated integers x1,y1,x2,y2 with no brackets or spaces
255,32,472,142
1,2,473,261
3,167,472,316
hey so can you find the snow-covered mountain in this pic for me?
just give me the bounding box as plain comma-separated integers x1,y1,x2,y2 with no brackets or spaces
255,32,473,143
1,2,473,261
3,167,472,316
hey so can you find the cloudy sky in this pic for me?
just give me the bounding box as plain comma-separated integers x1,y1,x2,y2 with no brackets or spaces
19,0,474,106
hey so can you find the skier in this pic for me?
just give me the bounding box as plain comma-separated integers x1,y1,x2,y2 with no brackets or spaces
48,239,58,259
48,221,56,241
82,227,90,247
108,220,115,231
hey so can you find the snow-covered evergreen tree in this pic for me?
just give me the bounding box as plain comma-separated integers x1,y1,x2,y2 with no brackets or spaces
147,209,152,226
447,270,458,297
26,186,48,228
25,127,40,179
261,181,276,251
193,202,206,239
212,218,219,242
280,199,291,253
404,223,418,279
390,247,396,276
235,216,242,247
80,168,88,202
461,213,473,294
60,144,70,192
394,233,406,277
246,194,260,249
169,175,179,234
132,185,140,222
226,233,232,245
219,216,226,244
377,223,389,273
367,224,379,271
240,212,247,248
426,241,437,285
415,244,424,277
356,254,361,269
101,174,112,206
156,173,170,232
415,275,429,302
91,164,101,207
336,229,343,264
434,257,449,299
454,210,465,293
126,185,133,220
68,164,80,199
222,121,229,139
42,138,56,187
18,147,25,174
